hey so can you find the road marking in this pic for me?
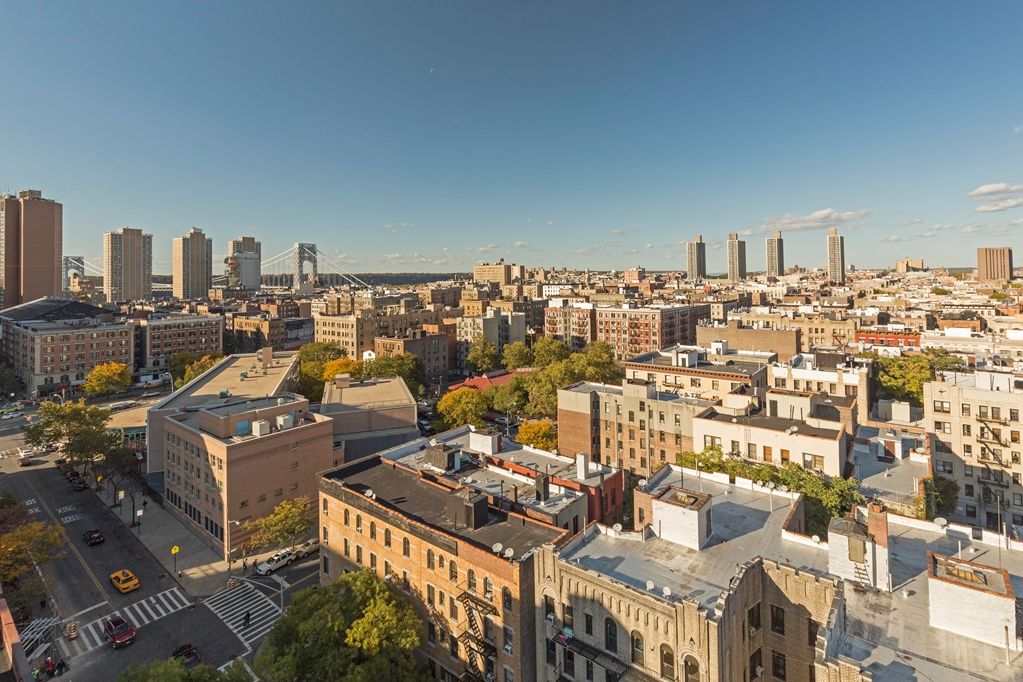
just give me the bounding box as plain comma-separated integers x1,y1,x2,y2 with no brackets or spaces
284,569,318,592
64,601,108,621
203,582,282,648
23,477,112,604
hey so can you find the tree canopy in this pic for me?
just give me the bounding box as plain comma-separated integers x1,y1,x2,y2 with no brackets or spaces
174,354,225,389
501,341,533,370
0,493,65,616
321,357,360,382
515,419,558,450
243,497,315,552
117,658,251,682
436,387,489,429
862,350,966,406
355,354,427,398
465,337,500,374
531,336,571,369
23,400,120,471
83,361,133,398
255,570,427,682
297,342,346,401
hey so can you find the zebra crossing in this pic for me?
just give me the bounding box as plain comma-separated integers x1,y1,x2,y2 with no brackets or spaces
57,587,191,658
203,582,281,647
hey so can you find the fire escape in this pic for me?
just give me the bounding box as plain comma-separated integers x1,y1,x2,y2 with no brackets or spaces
457,590,496,682
976,416,1010,529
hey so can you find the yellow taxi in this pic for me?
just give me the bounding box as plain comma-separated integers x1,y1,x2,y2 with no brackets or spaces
109,569,140,594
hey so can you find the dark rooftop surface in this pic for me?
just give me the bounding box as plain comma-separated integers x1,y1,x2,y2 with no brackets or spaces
700,409,841,439
327,457,564,559
626,352,765,376
0,297,110,322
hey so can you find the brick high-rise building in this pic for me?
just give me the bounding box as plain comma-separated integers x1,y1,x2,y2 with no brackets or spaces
826,227,846,284
103,227,153,302
686,234,706,281
172,228,213,300
0,189,62,308
766,229,784,279
977,247,1013,282
726,232,747,282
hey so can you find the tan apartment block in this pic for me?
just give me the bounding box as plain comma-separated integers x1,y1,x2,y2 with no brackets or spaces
623,345,768,401
319,453,566,682
545,302,596,352
318,374,420,461
103,227,153,302
232,314,285,352
135,313,222,373
731,311,860,352
0,190,62,307
977,247,1013,282
314,305,449,358
490,298,548,334
696,320,801,362
374,329,451,384
172,227,213,300
162,392,335,560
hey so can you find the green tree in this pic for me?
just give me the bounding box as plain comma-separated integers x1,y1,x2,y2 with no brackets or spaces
117,658,251,682
0,494,65,614
0,362,19,397
355,354,427,398
927,348,966,372
168,351,200,382
930,286,951,296
174,354,225,389
574,341,623,384
321,357,360,382
436,387,489,428
466,336,500,373
532,336,570,369
256,570,427,682
244,496,316,551
515,419,558,450
297,342,346,401
523,359,582,418
989,290,1011,302
488,375,530,416
24,400,120,472
98,446,143,506
502,341,533,370
83,361,133,398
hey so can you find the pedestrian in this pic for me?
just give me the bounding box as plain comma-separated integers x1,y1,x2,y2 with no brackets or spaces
56,659,67,677
242,557,248,575
242,610,251,628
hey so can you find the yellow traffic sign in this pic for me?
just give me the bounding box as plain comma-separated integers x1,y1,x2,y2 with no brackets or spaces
96,474,104,483
171,545,180,555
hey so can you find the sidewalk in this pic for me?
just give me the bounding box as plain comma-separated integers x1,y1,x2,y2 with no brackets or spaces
95,485,279,599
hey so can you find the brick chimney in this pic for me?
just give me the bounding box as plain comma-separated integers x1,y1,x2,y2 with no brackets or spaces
867,501,889,548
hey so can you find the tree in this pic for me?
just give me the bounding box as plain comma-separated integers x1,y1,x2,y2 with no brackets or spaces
523,359,583,418
255,570,427,682
574,341,623,384
297,342,346,401
927,348,966,372
532,337,570,369
321,357,359,382
502,341,533,370
930,286,951,296
175,354,225,389
0,362,19,397
874,354,933,406
0,494,65,615
168,351,200,382
83,361,133,398
355,354,427,398
436,387,489,428
466,337,500,374
488,376,530,416
117,658,251,682
98,446,143,508
243,497,315,551
515,419,558,450
24,400,120,473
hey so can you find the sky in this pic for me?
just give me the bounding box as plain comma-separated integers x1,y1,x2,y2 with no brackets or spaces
2,1,1022,274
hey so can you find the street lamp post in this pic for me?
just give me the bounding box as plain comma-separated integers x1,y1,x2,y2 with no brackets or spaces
226,519,242,574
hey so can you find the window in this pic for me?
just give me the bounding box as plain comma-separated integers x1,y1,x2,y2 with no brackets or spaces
343,538,350,557
546,638,557,666
322,526,329,542
468,570,477,593
631,631,644,665
321,555,329,574
932,400,950,413
344,509,350,526
748,603,761,632
355,545,362,564
322,498,328,515
771,651,787,680
660,645,675,680
428,584,435,605
564,650,576,677
935,460,953,474
384,529,391,547
449,561,458,582
355,514,362,532
962,403,971,417
427,621,436,643
770,605,785,635
963,424,972,436
503,626,514,653
933,421,951,434
427,549,435,570
502,586,513,612
604,618,617,653
370,521,376,540
402,537,410,557
584,612,593,636
750,649,762,679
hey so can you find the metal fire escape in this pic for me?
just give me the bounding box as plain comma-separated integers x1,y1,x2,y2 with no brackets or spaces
457,590,496,682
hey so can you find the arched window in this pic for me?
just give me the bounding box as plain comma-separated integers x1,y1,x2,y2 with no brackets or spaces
369,521,376,540
343,509,350,526
322,498,328,515
449,560,458,582
427,549,435,570
384,529,391,547
661,646,677,679
631,631,644,665
483,577,493,600
502,586,512,611
467,569,477,593
682,654,698,682
604,618,617,653
355,514,362,532
402,537,410,557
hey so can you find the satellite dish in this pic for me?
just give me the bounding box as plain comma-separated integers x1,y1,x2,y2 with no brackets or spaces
811,535,821,544
612,523,623,532
662,586,672,598
934,517,948,529
503,547,515,558
637,479,648,488
645,580,655,591
364,489,374,498
492,543,503,554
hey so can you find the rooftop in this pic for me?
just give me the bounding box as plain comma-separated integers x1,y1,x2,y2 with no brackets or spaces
561,381,717,407
154,351,298,412
626,352,765,377
698,409,842,440
320,375,415,409
323,456,565,561
0,297,110,323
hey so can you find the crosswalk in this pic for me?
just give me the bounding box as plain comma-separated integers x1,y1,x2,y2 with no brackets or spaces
57,587,191,658
203,582,281,647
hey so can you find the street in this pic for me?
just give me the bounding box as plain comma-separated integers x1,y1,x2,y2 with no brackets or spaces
0,427,320,678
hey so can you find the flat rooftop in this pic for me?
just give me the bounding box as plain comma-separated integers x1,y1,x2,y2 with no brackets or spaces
562,381,717,407
699,409,842,440
156,351,298,411
324,457,565,560
626,352,765,376
320,376,415,409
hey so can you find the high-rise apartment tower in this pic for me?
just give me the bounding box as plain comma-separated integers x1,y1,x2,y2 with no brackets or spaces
104,228,153,302
0,189,62,308
826,226,846,284
726,232,746,282
686,234,707,281
977,247,1013,282
766,229,784,278
172,228,213,300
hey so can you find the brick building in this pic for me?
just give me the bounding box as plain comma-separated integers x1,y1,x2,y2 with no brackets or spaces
544,302,596,352
623,345,769,402
595,305,711,359
696,320,801,362
134,313,223,373
374,329,451,385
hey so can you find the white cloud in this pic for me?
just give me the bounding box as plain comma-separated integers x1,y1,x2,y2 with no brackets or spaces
644,243,653,249
513,241,529,248
464,243,500,253
383,221,415,232
967,182,1023,212
968,182,1023,197
977,197,1023,213
1014,125,1023,134
744,208,869,235
609,228,633,236
880,235,907,243
574,246,598,255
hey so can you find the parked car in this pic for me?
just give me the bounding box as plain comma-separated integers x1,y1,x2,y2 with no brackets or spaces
172,644,202,668
71,478,89,491
293,538,320,559
104,615,136,648
109,569,141,594
141,391,161,399
64,469,81,481
17,453,32,467
1,411,23,420
82,529,105,546
255,550,296,575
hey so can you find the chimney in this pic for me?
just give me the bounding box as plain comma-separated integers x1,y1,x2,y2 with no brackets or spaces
262,346,273,368
510,485,519,503
576,452,588,480
334,374,352,390
536,473,550,502
867,502,889,548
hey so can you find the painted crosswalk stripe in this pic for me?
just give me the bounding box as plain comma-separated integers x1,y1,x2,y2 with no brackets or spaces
203,582,282,648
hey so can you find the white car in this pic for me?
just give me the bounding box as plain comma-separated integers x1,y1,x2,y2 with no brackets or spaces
1,412,22,420
293,539,319,559
254,550,296,575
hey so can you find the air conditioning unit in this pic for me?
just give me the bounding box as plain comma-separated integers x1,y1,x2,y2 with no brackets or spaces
504,643,513,655
749,626,757,637
755,666,764,679
545,612,556,623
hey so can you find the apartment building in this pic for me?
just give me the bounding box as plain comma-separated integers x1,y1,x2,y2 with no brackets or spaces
726,232,747,282
0,190,62,308
558,379,717,477
319,442,567,682
163,391,335,559
456,309,526,371
686,234,706,281
418,285,463,308
490,298,548,334
854,326,921,352
766,230,785,278
977,247,1013,282
103,227,153,302
767,353,871,422
544,301,596,352
232,314,286,352
134,313,223,373
594,305,711,359
826,227,846,284
172,227,213,300
731,310,860,352
0,298,134,397
623,344,769,401
924,370,1023,530
314,304,448,358
473,261,524,286
226,236,261,290
374,329,451,384
696,320,801,362
318,374,420,461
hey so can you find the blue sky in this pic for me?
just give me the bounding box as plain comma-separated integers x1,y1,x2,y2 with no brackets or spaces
2,1,1021,273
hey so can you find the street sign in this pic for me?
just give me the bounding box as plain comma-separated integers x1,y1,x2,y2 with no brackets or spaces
136,509,143,517
171,545,180,555
96,474,104,483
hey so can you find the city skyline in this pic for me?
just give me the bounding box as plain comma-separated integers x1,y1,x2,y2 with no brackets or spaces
2,2,1022,272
